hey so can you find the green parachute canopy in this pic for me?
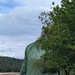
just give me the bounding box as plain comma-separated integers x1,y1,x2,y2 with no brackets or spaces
20,42,62,75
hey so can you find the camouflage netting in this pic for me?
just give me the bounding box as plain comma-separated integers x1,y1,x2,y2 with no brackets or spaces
20,42,59,75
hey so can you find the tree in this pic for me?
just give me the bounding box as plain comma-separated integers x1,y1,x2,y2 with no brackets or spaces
37,0,75,75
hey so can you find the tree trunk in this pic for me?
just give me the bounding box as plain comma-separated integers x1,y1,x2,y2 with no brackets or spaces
65,69,70,75
65,69,67,75
58,70,60,75
67,70,70,75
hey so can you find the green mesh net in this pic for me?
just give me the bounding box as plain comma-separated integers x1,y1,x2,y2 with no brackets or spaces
20,42,59,75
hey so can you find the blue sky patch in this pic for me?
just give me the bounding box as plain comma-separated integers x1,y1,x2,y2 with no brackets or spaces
0,0,21,13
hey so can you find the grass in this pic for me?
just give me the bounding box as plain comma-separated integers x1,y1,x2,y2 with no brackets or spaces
0,72,20,75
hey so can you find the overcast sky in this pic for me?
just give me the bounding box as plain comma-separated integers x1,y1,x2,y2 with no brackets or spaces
0,0,61,59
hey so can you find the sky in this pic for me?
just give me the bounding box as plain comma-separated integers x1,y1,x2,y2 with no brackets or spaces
0,0,61,59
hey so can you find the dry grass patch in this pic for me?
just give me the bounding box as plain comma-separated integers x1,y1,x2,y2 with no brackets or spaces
0,72,20,75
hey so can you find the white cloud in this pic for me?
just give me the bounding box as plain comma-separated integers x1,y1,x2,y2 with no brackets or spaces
14,0,61,7
0,35,37,59
0,6,43,36
0,0,61,59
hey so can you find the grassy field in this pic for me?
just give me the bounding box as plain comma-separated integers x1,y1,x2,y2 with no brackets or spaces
0,72,20,75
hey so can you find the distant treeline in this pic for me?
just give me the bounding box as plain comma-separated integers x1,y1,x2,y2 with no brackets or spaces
0,56,23,72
